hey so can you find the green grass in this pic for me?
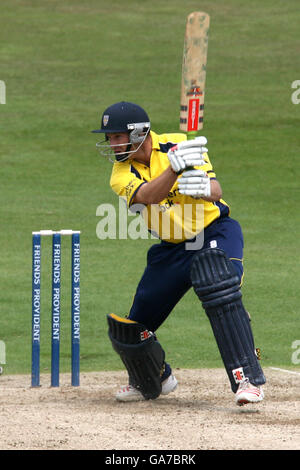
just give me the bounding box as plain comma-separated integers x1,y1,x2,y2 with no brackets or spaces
0,0,299,377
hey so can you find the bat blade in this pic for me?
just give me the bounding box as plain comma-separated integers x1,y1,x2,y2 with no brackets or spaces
180,12,210,136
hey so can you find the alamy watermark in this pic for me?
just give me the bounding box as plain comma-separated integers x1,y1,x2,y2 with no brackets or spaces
291,80,300,104
291,339,300,365
0,340,6,364
0,80,6,104
96,197,204,250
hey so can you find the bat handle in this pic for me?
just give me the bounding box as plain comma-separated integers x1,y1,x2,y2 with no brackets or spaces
185,133,197,172
187,131,199,140
185,132,203,172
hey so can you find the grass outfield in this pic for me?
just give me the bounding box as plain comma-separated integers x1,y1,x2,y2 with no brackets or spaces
1,0,299,377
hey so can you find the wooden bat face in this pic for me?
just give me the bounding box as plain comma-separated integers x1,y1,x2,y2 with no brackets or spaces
180,12,210,133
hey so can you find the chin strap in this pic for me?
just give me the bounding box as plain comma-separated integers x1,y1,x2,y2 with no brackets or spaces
115,143,132,162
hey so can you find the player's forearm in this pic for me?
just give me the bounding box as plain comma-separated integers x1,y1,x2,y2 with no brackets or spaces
201,180,222,202
133,168,222,205
133,166,178,205
202,179,222,202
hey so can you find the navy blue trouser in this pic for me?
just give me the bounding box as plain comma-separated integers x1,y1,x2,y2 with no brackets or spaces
128,216,244,332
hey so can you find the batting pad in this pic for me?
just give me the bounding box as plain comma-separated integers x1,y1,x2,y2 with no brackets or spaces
191,249,266,392
107,314,165,400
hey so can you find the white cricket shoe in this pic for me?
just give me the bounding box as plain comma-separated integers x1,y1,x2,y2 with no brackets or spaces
161,374,178,395
235,378,264,406
116,374,178,402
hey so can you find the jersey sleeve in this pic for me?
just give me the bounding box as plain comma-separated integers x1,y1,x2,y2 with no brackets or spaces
110,162,145,207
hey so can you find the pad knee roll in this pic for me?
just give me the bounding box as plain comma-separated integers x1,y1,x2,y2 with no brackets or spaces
191,248,242,309
107,314,165,400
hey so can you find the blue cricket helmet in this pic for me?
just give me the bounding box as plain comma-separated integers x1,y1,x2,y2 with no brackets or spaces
92,102,151,162
92,101,150,135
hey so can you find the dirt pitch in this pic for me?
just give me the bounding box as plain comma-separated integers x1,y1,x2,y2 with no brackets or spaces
0,368,299,450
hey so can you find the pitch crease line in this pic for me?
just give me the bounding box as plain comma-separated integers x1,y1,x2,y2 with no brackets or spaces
270,367,300,376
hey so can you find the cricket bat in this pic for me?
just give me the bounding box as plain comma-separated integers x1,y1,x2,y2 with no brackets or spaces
180,12,210,139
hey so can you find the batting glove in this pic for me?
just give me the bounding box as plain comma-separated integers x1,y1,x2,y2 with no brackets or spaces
178,169,211,198
167,136,208,174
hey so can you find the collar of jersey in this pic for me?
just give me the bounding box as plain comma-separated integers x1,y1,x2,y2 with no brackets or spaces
150,130,160,150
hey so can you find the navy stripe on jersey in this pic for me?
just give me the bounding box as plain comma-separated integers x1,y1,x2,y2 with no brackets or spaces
214,201,230,217
130,165,142,179
131,164,148,183
159,142,177,153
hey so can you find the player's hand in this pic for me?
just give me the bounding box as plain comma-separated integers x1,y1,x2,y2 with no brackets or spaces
178,169,211,198
167,136,208,174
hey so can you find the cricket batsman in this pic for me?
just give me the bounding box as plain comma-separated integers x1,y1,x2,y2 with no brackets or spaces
92,101,266,406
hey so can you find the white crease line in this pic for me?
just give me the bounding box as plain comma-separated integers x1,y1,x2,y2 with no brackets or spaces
270,367,300,376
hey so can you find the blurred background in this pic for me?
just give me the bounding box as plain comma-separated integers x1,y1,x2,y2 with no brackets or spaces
0,0,299,377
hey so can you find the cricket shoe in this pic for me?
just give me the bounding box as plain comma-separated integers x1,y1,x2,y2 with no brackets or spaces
235,378,264,406
115,374,178,402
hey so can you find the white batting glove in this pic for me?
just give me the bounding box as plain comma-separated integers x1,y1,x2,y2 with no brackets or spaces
178,169,211,198
167,136,208,174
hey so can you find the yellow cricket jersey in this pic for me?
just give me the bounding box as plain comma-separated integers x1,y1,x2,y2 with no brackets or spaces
110,131,230,243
